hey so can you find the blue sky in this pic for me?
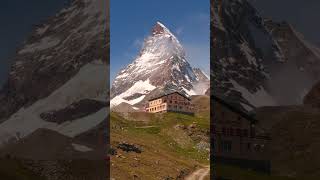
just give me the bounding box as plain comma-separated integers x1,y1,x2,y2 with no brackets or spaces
110,0,210,82
0,0,68,86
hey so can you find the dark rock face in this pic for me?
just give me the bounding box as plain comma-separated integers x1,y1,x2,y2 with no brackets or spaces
193,68,209,82
122,93,145,101
40,99,107,124
152,22,166,35
205,88,210,96
117,143,142,153
304,81,320,108
176,168,191,179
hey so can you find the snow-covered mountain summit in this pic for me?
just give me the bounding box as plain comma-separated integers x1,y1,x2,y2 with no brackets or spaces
111,21,209,108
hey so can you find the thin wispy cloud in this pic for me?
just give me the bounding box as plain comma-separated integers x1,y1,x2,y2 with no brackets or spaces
184,43,210,75
175,27,184,35
133,38,143,48
187,12,210,25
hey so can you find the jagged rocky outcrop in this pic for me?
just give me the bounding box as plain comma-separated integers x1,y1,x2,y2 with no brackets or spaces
193,68,209,82
304,81,320,108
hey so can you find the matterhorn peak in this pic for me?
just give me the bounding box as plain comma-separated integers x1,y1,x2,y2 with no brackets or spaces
137,21,185,59
152,21,174,36
111,21,209,107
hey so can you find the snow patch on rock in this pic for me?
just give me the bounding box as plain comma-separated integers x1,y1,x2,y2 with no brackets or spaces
230,79,276,107
72,143,93,152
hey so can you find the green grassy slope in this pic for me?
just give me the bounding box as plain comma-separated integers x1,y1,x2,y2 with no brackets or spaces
110,111,210,179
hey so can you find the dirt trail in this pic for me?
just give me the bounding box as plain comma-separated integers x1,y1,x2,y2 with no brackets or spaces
185,166,210,180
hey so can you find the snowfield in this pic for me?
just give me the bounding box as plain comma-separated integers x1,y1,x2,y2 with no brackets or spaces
110,79,156,107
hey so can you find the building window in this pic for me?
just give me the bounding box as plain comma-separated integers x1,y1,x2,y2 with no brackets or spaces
230,128,234,136
243,129,248,137
222,127,226,136
175,101,177,104
254,144,261,152
221,140,232,152
251,129,255,137
179,106,182,109
170,100,172,103
168,105,171,108
247,143,251,151
164,100,167,103
236,128,241,136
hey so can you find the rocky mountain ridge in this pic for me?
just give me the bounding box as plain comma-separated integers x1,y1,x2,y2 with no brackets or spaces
211,0,320,112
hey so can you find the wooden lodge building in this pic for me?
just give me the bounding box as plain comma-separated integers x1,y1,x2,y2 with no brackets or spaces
145,91,194,115
212,95,271,173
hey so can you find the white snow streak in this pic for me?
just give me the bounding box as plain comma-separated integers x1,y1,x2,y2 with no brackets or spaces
230,80,276,108
239,42,258,67
19,37,61,54
72,143,93,152
183,87,197,96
